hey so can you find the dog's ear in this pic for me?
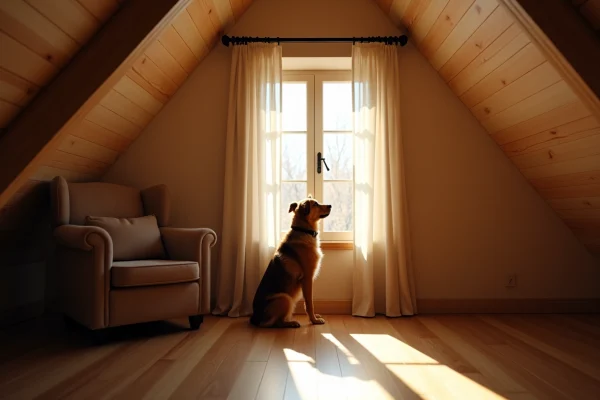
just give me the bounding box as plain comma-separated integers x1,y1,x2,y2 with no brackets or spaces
302,201,311,215
288,202,298,213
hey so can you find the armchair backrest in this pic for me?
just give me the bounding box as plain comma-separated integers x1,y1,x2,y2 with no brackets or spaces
50,176,171,227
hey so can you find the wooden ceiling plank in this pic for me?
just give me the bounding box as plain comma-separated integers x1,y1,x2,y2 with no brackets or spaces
549,197,600,210
491,101,592,145
70,119,133,152
502,121,600,157
172,9,209,60
419,0,475,59
470,62,562,120
131,55,179,99
449,28,528,95
460,42,545,108
229,0,250,21
482,80,578,133
125,70,170,104
439,6,513,82
539,183,600,199
510,134,600,169
208,0,234,31
113,75,165,115
85,105,142,140
430,0,499,70
410,0,450,44
499,0,600,122
0,0,192,209
0,0,79,60
158,25,200,74
0,32,58,86
99,89,155,128
58,134,119,164
0,67,40,107
188,0,219,49
25,0,100,45
402,0,432,30
200,0,225,42
531,170,600,190
144,40,189,87
75,0,120,23
521,154,600,180
46,150,110,176
388,0,414,27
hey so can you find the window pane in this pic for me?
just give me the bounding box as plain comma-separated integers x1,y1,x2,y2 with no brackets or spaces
282,134,307,180
323,133,352,180
283,83,307,131
281,182,306,231
323,82,352,131
323,181,353,232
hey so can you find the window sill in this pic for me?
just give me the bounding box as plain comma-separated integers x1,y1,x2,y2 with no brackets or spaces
320,242,354,250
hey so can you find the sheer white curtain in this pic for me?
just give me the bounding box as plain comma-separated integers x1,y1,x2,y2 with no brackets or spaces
352,43,417,317
213,43,282,317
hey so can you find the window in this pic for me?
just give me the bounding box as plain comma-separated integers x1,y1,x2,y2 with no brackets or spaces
281,71,353,242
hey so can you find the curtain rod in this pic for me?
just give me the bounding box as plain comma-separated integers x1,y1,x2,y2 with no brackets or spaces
221,35,408,47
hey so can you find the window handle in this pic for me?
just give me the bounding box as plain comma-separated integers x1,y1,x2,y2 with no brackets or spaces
317,152,330,174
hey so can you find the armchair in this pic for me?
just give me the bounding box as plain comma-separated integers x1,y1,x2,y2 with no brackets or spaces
50,176,216,331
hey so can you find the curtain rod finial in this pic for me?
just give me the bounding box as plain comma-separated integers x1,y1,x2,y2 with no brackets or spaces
222,35,231,46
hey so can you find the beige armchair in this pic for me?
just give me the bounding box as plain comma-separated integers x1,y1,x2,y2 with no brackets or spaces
50,176,216,332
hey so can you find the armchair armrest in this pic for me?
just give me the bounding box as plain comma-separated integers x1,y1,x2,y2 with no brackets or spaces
53,225,113,329
160,227,217,314
54,224,113,253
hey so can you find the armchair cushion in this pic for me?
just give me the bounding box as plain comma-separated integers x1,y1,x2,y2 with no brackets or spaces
85,215,166,260
111,260,199,287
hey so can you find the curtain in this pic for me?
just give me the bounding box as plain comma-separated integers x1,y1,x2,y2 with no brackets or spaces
213,43,283,317
352,43,417,317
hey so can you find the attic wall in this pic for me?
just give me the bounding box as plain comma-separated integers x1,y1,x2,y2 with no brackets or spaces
373,0,600,256
104,0,600,303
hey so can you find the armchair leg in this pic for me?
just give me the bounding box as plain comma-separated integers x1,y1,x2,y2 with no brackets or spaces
189,315,204,330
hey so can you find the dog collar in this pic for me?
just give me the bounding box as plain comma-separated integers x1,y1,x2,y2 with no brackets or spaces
291,226,318,237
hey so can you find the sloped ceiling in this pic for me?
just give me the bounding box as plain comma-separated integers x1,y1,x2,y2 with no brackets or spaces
0,0,599,261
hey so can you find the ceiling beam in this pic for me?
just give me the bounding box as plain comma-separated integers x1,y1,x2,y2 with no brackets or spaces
0,0,192,208
499,0,600,119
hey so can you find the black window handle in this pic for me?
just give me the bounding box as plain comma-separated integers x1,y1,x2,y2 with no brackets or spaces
317,152,330,174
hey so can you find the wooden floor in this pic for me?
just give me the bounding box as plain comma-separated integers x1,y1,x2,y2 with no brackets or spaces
1,314,600,399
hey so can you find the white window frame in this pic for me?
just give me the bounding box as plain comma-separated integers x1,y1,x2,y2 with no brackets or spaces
282,70,354,242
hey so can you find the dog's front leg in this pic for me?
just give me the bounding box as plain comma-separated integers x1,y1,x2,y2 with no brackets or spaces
302,279,325,324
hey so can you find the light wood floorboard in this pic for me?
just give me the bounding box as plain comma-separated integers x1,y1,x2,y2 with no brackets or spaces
1,314,599,399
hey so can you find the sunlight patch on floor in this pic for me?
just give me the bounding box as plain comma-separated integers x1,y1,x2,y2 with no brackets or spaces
352,334,508,400
321,333,359,364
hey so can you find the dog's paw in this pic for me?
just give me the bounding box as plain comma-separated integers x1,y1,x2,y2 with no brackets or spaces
311,317,326,325
284,320,301,328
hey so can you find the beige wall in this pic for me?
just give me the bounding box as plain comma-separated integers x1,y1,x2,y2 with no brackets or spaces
104,0,600,303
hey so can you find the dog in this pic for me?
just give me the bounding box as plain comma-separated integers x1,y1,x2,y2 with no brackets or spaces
250,195,332,328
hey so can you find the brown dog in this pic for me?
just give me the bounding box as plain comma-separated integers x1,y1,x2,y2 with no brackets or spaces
250,195,332,328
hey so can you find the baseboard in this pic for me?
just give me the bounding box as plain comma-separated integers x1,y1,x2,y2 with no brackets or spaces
0,300,45,328
294,300,352,315
417,298,600,314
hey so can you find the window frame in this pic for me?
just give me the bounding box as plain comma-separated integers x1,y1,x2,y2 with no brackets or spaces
282,70,354,243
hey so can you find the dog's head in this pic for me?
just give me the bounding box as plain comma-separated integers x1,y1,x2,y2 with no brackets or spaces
288,194,332,229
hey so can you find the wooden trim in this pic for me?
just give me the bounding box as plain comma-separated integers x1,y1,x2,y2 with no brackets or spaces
498,0,600,121
418,298,600,314
320,242,354,250
294,300,352,315
0,299,45,328
0,0,193,208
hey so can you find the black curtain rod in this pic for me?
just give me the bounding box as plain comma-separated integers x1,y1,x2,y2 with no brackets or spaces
221,35,408,47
